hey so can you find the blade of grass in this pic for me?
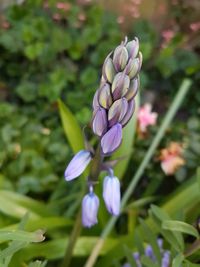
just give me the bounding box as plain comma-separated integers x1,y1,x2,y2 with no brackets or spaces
84,79,192,267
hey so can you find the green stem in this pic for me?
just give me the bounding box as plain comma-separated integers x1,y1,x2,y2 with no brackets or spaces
61,208,82,267
84,78,192,267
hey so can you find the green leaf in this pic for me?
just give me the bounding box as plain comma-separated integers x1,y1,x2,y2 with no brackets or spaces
172,254,184,267
111,94,139,179
123,245,138,267
0,190,52,219
0,230,45,243
58,99,84,153
139,219,162,264
150,205,184,251
28,260,47,267
141,255,159,267
13,237,117,261
197,167,200,193
162,220,199,238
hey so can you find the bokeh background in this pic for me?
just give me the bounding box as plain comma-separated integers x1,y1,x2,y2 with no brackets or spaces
0,0,200,266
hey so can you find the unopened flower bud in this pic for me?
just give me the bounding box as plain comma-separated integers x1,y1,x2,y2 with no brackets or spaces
120,99,135,127
103,175,121,216
102,56,116,83
125,58,140,79
108,98,128,127
113,45,129,71
111,72,130,100
125,76,139,101
92,107,107,136
126,37,139,59
92,89,100,112
98,83,113,109
82,191,99,228
101,123,122,154
64,150,92,181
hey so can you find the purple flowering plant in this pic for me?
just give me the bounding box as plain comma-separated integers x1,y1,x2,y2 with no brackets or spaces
64,37,142,227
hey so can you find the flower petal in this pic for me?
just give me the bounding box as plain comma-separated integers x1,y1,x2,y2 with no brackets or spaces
82,192,99,228
103,175,121,216
64,150,91,181
101,123,122,154
92,107,108,136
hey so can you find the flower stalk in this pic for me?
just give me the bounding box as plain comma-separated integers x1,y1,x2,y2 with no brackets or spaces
84,78,192,267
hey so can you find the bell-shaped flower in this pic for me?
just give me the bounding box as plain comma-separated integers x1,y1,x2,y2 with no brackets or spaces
64,150,92,181
103,175,121,216
82,191,99,228
101,123,122,154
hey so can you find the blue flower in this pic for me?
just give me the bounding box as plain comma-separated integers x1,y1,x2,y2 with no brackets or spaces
82,190,99,228
103,175,121,216
64,150,92,181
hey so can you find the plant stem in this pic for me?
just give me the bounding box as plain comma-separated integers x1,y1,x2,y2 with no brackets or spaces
61,208,82,267
84,78,192,267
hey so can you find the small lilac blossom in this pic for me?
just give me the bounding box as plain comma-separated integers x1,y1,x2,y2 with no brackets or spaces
103,175,121,216
82,189,99,228
64,150,91,181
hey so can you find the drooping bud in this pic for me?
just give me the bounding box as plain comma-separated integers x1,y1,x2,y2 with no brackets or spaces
82,190,99,228
103,175,121,216
108,98,128,127
113,45,129,72
101,123,122,154
126,37,139,59
102,55,116,83
98,83,113,109
125,76,139,101
120,99,135,127
111,72,130,100
92,107,107,136
64,150,92,181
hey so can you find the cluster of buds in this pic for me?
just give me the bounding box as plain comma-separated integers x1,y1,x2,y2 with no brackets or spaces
92,37,142,154
64,37,142,227
123,239,170,267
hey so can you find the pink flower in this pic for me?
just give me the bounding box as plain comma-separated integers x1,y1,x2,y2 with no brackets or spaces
190,22,200,32
159,142,185,175
137,103,158,133
56,2,71,11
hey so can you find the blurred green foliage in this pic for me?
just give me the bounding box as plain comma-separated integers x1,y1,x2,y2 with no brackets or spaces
0,0,200,266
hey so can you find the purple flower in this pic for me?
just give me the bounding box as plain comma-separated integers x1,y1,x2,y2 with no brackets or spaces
101,123,122,154
82,191,99,228
92,107,108,137
103,175,121,216
162,251,170,267
64,150,92,181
